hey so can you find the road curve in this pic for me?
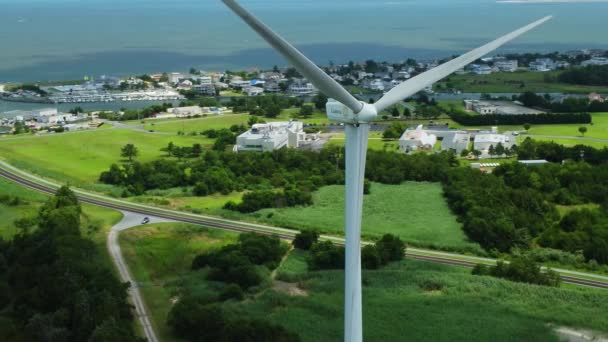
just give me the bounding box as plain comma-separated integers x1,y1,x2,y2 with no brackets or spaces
1,164,607,291
108,212,177,342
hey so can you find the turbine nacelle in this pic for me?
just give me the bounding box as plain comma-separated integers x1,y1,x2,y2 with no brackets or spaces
326,99,377,124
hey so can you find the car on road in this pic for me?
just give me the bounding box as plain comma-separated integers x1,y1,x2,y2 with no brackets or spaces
141,217,150,224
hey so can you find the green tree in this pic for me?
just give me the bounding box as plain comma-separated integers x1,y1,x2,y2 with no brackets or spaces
523,123,531,132
299,105,314,118
361,245,381,269
495,143,506,156
579,126,588,137
313,93,328,110
293,230,319,250
121,144,138,162
391,107,401,117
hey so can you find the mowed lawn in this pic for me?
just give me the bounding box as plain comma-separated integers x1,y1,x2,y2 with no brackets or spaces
250,182,480,252
141,114,250,133
0,129,210,185
326,131,401,151
120,225,608,342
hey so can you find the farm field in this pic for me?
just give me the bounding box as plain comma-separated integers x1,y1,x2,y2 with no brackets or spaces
434,71,608,93
239,182,480,252
120,224,608,342
0,129,210,187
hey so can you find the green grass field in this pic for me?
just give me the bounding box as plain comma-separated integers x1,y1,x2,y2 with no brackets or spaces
236,182,480,253
141,114,250,133
120,225,608,342
119,224,239,341
434,71,608,93
0,129,210,186
0,177,47,238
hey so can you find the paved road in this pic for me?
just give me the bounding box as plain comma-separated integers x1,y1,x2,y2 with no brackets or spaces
108,211,177,342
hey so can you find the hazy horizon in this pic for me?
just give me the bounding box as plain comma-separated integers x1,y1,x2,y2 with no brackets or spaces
0,0,606,82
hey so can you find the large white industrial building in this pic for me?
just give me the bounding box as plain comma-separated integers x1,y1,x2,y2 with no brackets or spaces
399,125,437,152
441,132,471,154
236,121,305,152
473,131,509,155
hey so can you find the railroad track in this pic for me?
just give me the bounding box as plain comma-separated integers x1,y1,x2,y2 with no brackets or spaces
1,167,608,290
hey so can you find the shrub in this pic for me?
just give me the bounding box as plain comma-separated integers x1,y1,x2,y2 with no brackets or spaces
307,241,345,271
361,245,382,270
472,257,560,287
293,230,319,250
375,234,406,265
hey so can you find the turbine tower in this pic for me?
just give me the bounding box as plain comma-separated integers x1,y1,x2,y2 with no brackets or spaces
221,1,551,340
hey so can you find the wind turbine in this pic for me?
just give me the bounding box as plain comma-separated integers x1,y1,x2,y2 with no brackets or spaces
221,1,551,340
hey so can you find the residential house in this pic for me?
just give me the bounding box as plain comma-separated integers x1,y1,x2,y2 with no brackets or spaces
529,58,555,72
495,60,518,72
288,80,317,95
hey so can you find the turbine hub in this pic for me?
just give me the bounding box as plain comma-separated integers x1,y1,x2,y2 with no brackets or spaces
326,99,377,124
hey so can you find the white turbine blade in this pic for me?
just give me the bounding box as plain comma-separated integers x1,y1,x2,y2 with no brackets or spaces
222,0,363,113
374,16,552,112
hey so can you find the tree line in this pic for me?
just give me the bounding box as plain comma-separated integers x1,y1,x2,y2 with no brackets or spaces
559,65,608,86
0,187,139,341
517,91,608,113
100,147,457,209
444,158,608,264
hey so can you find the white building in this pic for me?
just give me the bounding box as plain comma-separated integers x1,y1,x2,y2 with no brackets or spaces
495,60,518,72
399,125,437,152
464,100,498,115
236,121,305,152
474,133,508,155
169,72,185,84
529,58,555,72
441,132,471,154
581,57,608,66
34,108,60,124
472,64,493,75
168,106,202,117
288,80,317,96
230,80,251,89
244,86,264,96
